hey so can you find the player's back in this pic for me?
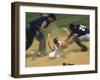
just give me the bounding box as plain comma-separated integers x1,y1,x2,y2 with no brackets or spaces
69,24,89,36
29,17,50,30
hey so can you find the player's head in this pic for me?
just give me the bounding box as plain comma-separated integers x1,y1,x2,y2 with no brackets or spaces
69,23,74,30
48,14,56,22
69,23,78,31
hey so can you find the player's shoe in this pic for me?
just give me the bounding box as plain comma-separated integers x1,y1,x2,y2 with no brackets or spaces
49,47,62,58
81,45,88,51
37,52,47,57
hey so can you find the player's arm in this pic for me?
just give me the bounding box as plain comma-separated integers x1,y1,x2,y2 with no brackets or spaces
47,32,54,51
35,21,47,36
61,32,74,49
66,31,74,40
39,21,47,32
68,33,78,44
62,27,73,41
62,27,70,35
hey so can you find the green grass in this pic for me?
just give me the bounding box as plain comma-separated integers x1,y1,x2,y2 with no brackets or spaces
26,13,89,27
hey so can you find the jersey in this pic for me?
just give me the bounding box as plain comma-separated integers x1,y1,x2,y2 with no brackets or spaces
69,24,89,37
29,16,50,31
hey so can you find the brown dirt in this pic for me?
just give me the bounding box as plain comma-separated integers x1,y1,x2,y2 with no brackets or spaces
26,38,89,67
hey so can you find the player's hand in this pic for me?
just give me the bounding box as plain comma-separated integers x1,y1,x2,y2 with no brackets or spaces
62,27,69,35
62,27,67,31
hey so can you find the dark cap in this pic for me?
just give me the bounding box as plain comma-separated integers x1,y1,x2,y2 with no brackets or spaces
49,14,56,20
69,23,74,30
69,23,79,31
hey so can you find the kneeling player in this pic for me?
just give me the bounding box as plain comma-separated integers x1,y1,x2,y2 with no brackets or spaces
49,23,89,58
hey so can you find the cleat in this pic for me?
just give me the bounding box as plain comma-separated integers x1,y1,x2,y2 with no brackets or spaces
81,46,88,51
49,47,62,58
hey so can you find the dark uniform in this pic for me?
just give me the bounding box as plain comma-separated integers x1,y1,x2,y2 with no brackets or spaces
69,23,89,51
26,16,50,52
69,24,89,37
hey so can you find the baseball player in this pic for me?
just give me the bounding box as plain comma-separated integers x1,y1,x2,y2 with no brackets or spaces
49,23,89,58
26,14,56,56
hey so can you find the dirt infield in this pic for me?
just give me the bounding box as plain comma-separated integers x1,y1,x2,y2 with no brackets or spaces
26,40,89,67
